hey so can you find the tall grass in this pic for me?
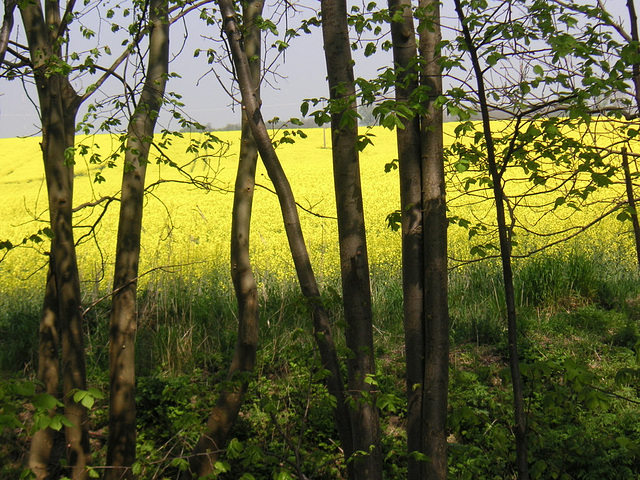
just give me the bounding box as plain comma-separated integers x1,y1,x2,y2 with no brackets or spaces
2,243,639,375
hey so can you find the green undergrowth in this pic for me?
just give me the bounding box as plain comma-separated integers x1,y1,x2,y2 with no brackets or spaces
2,249,640,478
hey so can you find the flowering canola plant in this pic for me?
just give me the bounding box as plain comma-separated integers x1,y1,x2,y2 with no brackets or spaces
0,123,637,298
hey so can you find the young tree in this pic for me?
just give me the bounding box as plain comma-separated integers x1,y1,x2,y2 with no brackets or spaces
386,2,424,475
453,2,529,476
320,0,382,477
449,0,621,476
6,0,160,475
195,2,356,477
106,0,169,477
185,1,265,476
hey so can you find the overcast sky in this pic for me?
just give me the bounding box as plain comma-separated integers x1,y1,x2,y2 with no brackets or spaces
0,1,394,138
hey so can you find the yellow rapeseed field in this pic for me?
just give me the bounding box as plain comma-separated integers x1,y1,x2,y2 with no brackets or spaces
0,122,636,298
1,127,404,294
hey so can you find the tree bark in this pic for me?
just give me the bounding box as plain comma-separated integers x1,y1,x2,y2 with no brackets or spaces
215,0,355,474
20,4,90,477
623,0,640,269
453,1,529,478
0,0,16,66
186,2,263,477
387,1,425,477
28,267,63,480
626,0,640,112
621,148,640,268
320,0,382,478
105,0,169,477
417,2,449,479
389,1,449,477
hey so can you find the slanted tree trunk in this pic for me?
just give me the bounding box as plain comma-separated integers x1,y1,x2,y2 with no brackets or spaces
621,149,640,268
215,0,355,474
105,0,169,477
20,4,90,478
417,1,449,478
320,0,382,477
185,2,264,477
623,0,640,269
0,0,16,65
454,1,529,478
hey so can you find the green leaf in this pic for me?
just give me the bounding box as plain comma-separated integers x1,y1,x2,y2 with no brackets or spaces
364,374,378,386
170,458,189,471
227,438,244,459
64,147,76,166
213,460,230,474
386,210,401,231
617,211,630,222
274,471,293,480
616,436,632,449
364,42,376,57
32,393,63,411
0,414,21,428
16,382,36,397
49,415,64,431
384,159,398,172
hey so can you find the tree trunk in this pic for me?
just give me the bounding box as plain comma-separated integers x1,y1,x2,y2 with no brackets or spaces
621,149,640,268
105,0,169,477
0,0,16,65
417,2,449,479
185,2,264,477
19,2,90,471
453,1,529,478
28,267,63,480
624,0,640,269
216,0,355,474
320,0,382,477
389,1,449,477
387,1,425,477
626,0,640,112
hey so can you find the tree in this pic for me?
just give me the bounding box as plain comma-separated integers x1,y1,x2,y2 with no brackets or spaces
447,0,625,476
106,0,169,476
6,0,175,475
386,0,449,478
454,3,529,475
320,0,383,477
18,0,92,474
185,1,264,476
574,0,640,269
196,1,357,477
416,1,449,478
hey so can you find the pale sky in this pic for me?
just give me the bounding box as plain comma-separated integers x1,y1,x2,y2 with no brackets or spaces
0,1,393,138
1,0,631,138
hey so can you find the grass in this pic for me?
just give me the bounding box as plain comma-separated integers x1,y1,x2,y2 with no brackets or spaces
2,250,640,478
